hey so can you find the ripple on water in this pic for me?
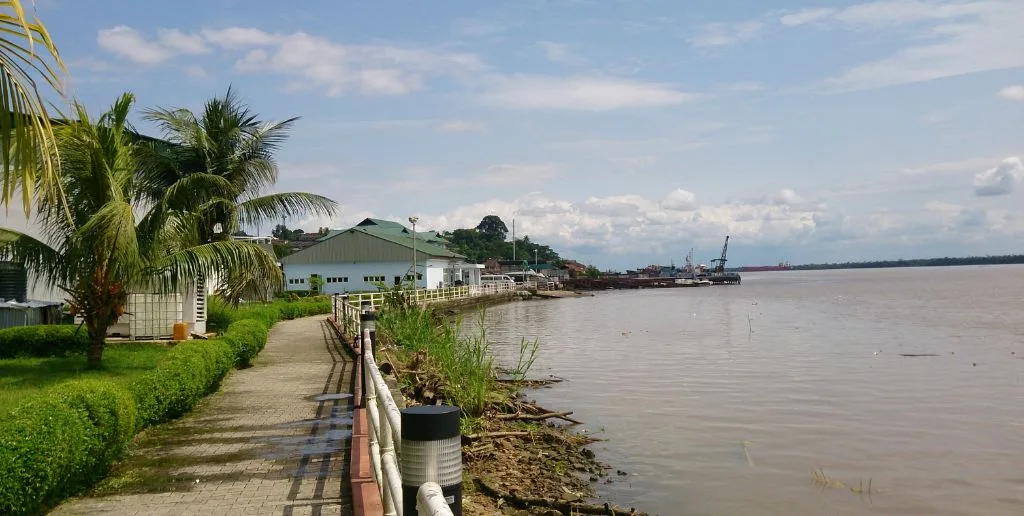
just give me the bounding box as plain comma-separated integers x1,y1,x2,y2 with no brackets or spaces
473,267,1024,516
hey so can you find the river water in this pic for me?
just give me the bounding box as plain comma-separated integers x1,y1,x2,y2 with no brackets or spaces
475,266,1024,516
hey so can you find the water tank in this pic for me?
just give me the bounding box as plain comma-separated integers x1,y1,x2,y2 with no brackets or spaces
0,262,28,302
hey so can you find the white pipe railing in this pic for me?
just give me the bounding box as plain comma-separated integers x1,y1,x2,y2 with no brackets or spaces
416,483,453,516
335,282,517,311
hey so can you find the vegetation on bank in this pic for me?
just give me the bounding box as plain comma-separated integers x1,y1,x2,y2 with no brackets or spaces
788,254,1024,270
0,298,330,516
372,294,642,515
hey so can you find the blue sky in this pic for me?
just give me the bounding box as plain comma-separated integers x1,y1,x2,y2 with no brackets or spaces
15,0,1024,268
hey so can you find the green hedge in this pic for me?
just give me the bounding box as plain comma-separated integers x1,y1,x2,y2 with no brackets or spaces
0,380,136,515
220,320,269,368
0,325,90,359
207,295,331,332
0,299,331,515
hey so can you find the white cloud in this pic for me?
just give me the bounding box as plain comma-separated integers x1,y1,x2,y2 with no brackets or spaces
157,28,208,54
999,85,1024,102
689,21,763,49
438,120,486,133
819,1,1024,91
228,30,485,96
482,75,696,111
537,41,586,65
201,27,279,48
97,25,173,64
660,189,698,211
902,155,1006,175
974,157,1023,196
780,8,837,27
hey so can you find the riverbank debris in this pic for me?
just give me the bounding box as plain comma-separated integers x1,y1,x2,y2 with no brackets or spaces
475,478,647,516
812,466,874,502
741,440,755,467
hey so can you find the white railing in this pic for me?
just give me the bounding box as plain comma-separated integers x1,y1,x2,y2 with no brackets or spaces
416,483,453,516
363,326,404,515
336,282,516,311
337,300,456,516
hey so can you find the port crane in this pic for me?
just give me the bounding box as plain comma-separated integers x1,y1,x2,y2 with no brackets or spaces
710,235,729,275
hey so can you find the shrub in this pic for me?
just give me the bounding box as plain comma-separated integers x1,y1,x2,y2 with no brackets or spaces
0,325,89,359
0,298,330,513
127,339,235,429
219,319,269,367
207,296,331,333
0,380,136,516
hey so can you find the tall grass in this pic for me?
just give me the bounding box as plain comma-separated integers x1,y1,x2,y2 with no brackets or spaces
377,307,496,417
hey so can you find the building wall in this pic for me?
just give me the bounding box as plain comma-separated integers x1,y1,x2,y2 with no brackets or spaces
283,259,456,292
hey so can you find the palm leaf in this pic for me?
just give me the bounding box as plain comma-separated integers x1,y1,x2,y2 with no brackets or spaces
150,240,282,294
237,192,337,227
0,226,63,285
0,0,67,216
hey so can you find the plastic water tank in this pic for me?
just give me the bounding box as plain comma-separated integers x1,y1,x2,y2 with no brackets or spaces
0,262,28,302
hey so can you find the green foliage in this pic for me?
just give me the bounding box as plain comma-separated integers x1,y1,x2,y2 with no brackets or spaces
0,343,169,416
584,265,602,279
377,307,494,417
442,215,562,264
219,320,268,367
790,254,1024,270
0,325,89,359
208,295,331,332
127,339,235,430
0,380,137,516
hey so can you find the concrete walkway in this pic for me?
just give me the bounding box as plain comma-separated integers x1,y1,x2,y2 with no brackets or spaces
53,317,354,516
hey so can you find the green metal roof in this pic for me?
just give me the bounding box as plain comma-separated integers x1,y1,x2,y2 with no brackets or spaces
350,227,464,258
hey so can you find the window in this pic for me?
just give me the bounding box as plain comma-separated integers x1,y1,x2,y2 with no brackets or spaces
363,275,385,283
326,277,350,284
288,278,306,285
404,273,423,281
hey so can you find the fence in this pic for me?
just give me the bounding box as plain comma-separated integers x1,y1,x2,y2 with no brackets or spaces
336,296,460,516
341,282,516,310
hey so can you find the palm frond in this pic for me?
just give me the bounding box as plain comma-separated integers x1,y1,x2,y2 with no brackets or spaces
150,239,282,294
237,192,337,227
0,0,67,216
0,226,63,286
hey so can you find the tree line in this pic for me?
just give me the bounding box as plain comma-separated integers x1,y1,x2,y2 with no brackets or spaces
441,215,563,265
789,255,1024,270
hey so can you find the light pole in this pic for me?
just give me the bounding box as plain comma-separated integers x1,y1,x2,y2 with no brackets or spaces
409,216,419,289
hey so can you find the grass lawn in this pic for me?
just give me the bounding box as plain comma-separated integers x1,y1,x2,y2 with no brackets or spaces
0,343,170,415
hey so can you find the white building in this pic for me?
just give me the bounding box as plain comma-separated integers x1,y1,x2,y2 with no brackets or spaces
280,218,483,293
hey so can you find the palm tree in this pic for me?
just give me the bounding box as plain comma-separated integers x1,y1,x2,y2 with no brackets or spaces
138,86,337,244
0,93,282,368
0,0,68,215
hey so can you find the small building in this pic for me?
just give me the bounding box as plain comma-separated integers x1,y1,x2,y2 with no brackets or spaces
0,300,63,329
279,218,483,293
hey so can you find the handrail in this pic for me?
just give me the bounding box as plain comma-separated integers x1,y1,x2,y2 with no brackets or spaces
333,284,519,516
416,483,453,515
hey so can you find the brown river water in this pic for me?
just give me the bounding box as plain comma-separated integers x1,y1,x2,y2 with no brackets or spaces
473,266,1024,516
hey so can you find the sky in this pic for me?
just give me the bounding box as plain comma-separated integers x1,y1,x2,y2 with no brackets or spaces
7,0,1024,269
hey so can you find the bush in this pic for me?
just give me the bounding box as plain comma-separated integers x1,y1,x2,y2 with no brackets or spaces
219,320,269,367
0,325,89,359
0,298,329,512
127,339,235,429
0,380,136,516
207,296,332,333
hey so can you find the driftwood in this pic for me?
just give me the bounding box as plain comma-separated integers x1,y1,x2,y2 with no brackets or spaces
497,411,583,425
464,431,530,440
475,478,645,516
899,353,940,357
